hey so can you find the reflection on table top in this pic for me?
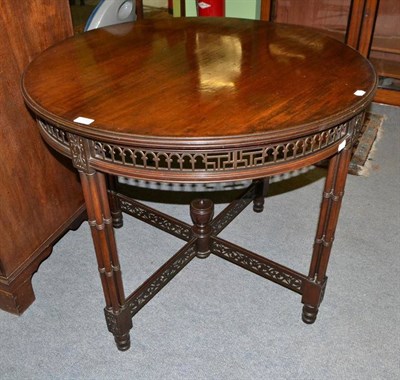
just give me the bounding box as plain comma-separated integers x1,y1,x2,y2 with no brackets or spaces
22,18,376,147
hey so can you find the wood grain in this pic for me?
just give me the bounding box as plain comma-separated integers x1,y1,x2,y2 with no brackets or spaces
0,0,84,314
22,18,376,148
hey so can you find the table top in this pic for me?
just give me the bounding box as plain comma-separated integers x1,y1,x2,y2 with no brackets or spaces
22,18,377,182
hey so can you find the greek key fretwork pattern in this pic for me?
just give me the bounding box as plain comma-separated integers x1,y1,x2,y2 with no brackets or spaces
211,239,303,293
36,116,359,176
92,123,349,173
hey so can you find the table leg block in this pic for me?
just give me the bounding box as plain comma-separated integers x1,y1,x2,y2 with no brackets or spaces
104,305,133,351
301,277,328,324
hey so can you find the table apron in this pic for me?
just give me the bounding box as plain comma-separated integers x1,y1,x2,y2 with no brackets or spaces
35,112,364,182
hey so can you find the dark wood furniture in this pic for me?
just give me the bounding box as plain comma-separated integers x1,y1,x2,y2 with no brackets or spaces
260,0,399,106
0,0,85,314
22,18,376,350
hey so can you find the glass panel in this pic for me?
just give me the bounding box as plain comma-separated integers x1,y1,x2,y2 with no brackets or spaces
272,0,352,42
369,0,400,92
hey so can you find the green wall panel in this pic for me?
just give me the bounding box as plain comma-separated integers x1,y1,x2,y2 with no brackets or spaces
183,0,261,19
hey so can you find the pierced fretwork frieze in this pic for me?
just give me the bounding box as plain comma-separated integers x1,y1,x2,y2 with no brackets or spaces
36,115,361,176
117,194,192,241
126,242,196,317
211,238,303,293
37,119,70,147
92,123,350,173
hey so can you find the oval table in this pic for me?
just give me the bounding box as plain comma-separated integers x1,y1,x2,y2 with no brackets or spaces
22,18,377,351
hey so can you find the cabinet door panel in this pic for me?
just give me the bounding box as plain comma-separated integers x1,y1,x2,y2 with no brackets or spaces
271,0,352,42
369,0,400,92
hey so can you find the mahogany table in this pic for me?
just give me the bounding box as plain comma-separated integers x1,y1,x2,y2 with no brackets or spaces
22,18,377,351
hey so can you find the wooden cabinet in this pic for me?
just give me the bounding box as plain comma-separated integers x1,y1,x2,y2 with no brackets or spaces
270,0,353,42
265,0,400,106
0,0,85,314
368,0,400,104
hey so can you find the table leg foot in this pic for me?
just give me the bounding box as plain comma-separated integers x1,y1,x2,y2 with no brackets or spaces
301,276,327,325
104,305,133,351
252,178,269,213
302,304,318,324
115,333,131,351
111,212,124,229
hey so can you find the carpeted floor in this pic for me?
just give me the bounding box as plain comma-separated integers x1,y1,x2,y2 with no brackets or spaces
1,102,399,379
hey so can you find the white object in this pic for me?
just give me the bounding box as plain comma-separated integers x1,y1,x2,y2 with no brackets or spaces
74,116,95,125
354,90,366,96
338,139,346,152
84,0,136,31
198,2,212,9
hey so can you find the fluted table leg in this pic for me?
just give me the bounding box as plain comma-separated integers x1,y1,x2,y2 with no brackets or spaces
79,170,131,350
302,143,352,324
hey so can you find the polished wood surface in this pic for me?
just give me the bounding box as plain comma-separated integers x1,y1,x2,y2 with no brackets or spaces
0,0,85,314
357,0,380,57
266,0,399,106
23,18,376,147
22,18,376,351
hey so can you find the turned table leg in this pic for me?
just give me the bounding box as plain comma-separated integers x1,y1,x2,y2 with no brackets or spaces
302,143,352,323
253,177,270,213
79,170,131,350
190,199,214,259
